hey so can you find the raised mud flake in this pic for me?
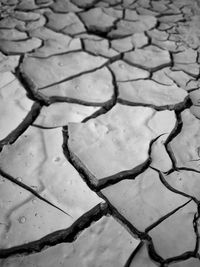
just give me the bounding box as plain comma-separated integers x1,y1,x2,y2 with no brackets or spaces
0,38,42,54
34,103,99,128
172,63,200,78
101,168,188,231
149,202,197,259
102,7,123,19
0,216,138,267
118,80,187,106
169,109,200,170
158,22,174,31
83,39,118,58
164,170,200,200
21,52,107,88
16,0,38,10
0,72,33,140
151,39,178,52
173,48,197,64
68,104,176,181
125,12,157,28
124,45,171,71
35,0,53,5
170,258,200,267
151,0,168,12
189,89,200,106
0,54,19,72
19,14,46,32
40,67,113,103
150,134,172,173
129,244,157,267
95,1,109,8
108,16,157,37
79,7,117,33
12,10,41,21
147,29,169,41
153,68,195,91
50,0,81,12
124,9,139,20
29,27,81,57
0,17,25,29
110,60,149,81
187,80,200,92
131,32,149,48
136,6,159,16
111,33,148,52
158,14,184,23
111,36,134,53
0,127,102,248
0,29,27,40
71,0,97,8
45,11,85,34
152,67,174,86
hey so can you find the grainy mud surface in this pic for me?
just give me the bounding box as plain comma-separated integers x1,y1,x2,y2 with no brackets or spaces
0,0,200,266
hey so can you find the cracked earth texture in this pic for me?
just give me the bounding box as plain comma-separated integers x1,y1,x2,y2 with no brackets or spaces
0,0,200,266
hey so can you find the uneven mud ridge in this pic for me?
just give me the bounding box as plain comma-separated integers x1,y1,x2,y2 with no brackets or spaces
1,0,200,266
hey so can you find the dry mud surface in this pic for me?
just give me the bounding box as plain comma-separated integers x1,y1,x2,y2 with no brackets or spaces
0,0,200,266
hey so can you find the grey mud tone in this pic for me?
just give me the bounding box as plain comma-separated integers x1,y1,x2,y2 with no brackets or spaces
0,0,200,266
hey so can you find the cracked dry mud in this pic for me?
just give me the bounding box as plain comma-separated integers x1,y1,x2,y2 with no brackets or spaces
1,0,200,266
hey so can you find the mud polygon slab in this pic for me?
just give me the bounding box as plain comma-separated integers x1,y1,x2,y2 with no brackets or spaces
50,0,81,12
149,202,197,259
110,60,149,81
40,67,113,103
34,103,99,128
173,48,197,64
71,0,97,8
108,17,157,37
189,89,200,105
29,27,81,57
118,80,187,106
83,39,118,57
13,10,41,21
172,63,199,77
169,109,200,170
0,72,33,140
102,7,123,18
0,127,102,248
0,55,19,72
152,39,178,52
21,52,107,88
0,216,138,267
45,11,85,34
111,36,134,52
68,104,176,180
152,68,194,90
79,7,116,32
124,45,171,71
164,170,200,200
0,38,42,54
101,168,188,231
148,29,169,41
150,134,172,172
0,29,27,40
